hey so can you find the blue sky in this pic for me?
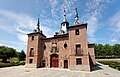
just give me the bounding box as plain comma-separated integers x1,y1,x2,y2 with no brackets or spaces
0,0,120,52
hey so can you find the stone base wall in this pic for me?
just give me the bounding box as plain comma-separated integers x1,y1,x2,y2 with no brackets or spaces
25,64,91,71
25,64,37,68
69,65,90,71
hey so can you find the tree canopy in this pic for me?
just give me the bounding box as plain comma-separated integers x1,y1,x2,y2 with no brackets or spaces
0,46,26,62
95,44,120,58
18,50,26,61
0,46,16,62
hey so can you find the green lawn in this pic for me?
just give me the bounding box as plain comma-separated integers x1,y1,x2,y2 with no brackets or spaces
0,62,19,68
0,58,25,68
98,61,120,71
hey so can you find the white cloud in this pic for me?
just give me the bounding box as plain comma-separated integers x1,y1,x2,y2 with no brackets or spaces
0,9,54,37
0,9,55,51
81,0,112,37
16,27,29,34
0,9,35,45
86,14,98,36
49,0,59,21
49,0,78,24
49,0,112,37
109,10,120,32
110,39,117,42
0,0,114,51
107,10,120,43
18,34,28,43
0,43,17,50
0,9,36,33
88,37,97,43
49,0,58,8
0,40,24,52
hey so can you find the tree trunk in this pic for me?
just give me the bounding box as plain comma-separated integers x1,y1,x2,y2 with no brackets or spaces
2,58,7,63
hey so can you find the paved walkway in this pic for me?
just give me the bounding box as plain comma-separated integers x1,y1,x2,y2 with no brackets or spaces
0,63,120,77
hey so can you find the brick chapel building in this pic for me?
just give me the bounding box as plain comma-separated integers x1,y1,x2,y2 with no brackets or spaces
25,8,95,71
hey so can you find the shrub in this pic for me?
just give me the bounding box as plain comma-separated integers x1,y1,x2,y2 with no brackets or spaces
99,61,120,71
0,62,19,68
10,58,20,64
0,62,11,68
19,61,25,65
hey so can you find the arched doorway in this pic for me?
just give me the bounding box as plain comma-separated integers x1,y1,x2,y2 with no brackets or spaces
50,54,59,68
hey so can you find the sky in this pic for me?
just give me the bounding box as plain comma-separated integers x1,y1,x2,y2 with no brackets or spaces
0,0,120,52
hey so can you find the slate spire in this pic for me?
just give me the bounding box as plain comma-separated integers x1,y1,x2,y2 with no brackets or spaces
37,17,40,32
75,8,80,24
63,8,67,22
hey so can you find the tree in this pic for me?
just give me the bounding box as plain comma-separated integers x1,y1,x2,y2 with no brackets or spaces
16,52,20,57
95,44,120,58
113,44,120,56
94,44,104,56
0,46,16,62
19,50,26,61
103,44,113,56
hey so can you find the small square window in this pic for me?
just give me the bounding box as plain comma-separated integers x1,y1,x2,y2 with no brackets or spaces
75,29,79,35
32,36,34,41
76,58,82,65
29,59,33,63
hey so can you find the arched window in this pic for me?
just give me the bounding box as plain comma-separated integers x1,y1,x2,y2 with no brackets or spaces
30,48,34,57
31,36,34,41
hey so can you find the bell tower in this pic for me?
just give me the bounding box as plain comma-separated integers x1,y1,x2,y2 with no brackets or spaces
59,9,69,34
25,17,46,68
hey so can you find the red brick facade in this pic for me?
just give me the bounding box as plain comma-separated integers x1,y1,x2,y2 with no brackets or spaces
25,23,95,71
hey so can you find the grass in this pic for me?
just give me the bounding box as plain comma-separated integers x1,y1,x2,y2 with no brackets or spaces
0,62,19,68
0,58,25,68
98,61,120,71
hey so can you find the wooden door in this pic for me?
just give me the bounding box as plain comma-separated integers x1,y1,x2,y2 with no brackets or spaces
64,60,68,68
51,54,59,68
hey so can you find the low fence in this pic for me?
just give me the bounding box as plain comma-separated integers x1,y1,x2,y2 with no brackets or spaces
95,56,120,59
96,59,120,63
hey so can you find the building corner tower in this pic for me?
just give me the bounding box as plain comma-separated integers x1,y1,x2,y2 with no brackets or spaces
68,8,91,71
25,18,46,68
